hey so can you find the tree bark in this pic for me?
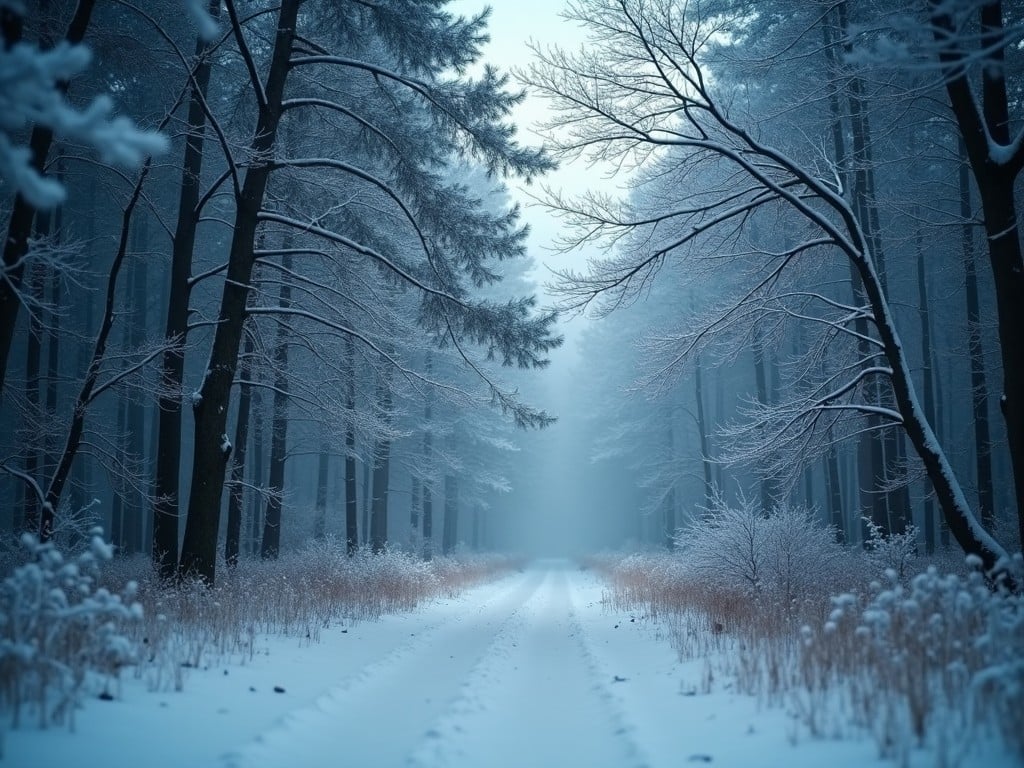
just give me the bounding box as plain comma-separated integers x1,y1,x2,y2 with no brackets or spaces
369,366,393,553
421,352,434,560
180,0,300,582
224,323,254,568
442,472,458,556
344,335,358,555
260,255,293,560
313,441,329,540
248,387,264,556
916,228,939,553
957,139,996,529
21,226,45,532
124,215,149,554
931,0,1024,551
823,11,889,540
153,0,221,579
663,419,676,548
694,355,714,511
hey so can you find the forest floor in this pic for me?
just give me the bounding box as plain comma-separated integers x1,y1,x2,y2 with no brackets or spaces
6,560,1010,768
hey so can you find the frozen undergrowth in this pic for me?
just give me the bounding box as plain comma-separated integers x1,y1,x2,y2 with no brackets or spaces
595,503,1024,767
0,532,514,739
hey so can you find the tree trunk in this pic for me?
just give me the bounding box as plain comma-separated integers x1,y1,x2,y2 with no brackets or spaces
931,0,1024,551
410,475,421,544
224,322,253,568
916,228,939,553
957,139,996,529
752,330,777,512
825,439,845,543
180,0,300,583
260,255,293,560
421,352,434,560
248,387,264,556
313,440,329,540
369,367,393,553
823,11,888,539
153,0,221,579
694,355,714,511
0,0,97,397
344,335,358,554
663,419,676,548
442,473,458,556
21,230,45,532
124,215,149,554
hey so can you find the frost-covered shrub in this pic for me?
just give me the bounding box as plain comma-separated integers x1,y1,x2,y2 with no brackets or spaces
675,495,847,607
0,531,142,730
862,517,918,580
806,555,1024,761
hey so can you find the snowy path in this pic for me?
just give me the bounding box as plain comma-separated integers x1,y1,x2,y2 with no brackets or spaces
231,563,644,768
9,560,1005,768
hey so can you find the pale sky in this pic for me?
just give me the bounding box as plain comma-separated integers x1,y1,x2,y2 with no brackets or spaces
449,0,617,356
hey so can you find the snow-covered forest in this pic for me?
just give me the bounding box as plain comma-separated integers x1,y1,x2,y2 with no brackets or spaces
0,0,1022,766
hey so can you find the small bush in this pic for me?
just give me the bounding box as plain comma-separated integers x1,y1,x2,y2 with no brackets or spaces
0,531,141,730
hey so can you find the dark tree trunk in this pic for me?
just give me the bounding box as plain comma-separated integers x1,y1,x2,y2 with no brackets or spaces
664,420,676,549
694,355,714,510
313,441,329,540
44,197,62,483
421,352,434,560
22,228,45,532
225,323,254,568
0,0,97,397
823,11,888,539
124,216,149,554
70,191,96,521
931,0,1024,551
410,475,421,544
369,368,393,553
916,228,939,553
344,335,358,554
958,139,996,529
752,330,777,512
153,0,221,579
361,455,370,546
248,388,264,556
825,439,845,543
260,255,293,560
180,0,300,583
442,473,458,556
112,394,127,549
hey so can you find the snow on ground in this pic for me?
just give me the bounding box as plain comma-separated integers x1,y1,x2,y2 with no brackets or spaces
6,560,1016,767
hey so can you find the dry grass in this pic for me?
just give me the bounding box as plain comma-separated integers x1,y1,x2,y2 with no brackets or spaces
594,544,1024,766
0,533,515,735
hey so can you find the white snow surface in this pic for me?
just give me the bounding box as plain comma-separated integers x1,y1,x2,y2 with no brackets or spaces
7,560,1013,767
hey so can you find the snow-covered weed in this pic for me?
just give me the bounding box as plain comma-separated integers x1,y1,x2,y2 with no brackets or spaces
1,533,512,736
805,556,1024,762
0,531,142,731
600,510,1024,765
863,517,918,581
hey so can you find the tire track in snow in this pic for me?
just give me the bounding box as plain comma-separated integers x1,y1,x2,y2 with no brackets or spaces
407,562,649,768
224,567,545,768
